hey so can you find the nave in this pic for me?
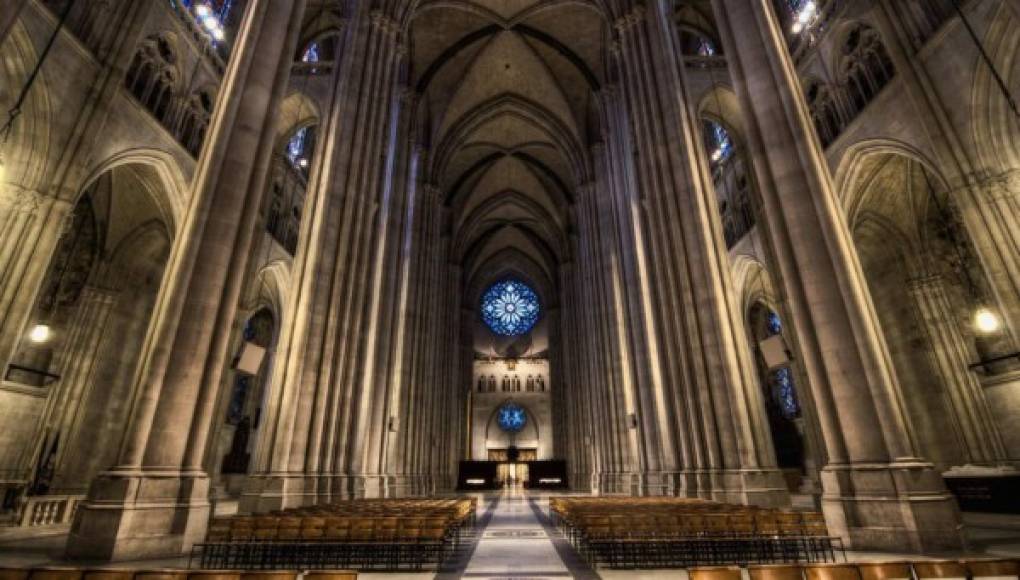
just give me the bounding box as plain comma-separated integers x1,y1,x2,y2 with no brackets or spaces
2,491,1020,579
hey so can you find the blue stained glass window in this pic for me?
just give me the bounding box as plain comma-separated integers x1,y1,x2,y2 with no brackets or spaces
179,0,233,23
497,402,527,433
704,120,733,165
767,311,783,336
286,127,309,164
302,42,321,63
773,367,799,419
481,279,541,337
697,37,717,56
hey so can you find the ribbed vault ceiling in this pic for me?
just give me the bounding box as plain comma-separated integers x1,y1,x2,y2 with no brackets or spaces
409,0,609,300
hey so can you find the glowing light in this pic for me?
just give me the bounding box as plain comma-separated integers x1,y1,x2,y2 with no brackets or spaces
298,158,309,168
29,324,51,344
791,1,817,34
194,4,211,18
974,307,1002,334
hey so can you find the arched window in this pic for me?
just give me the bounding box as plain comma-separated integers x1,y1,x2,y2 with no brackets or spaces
678,29,719,57
126,36,178,127
763,311,800,419
805,82,843,147
267,125,317,254
839,25,895,116
178,90,214,156
702,118,754,248
702,119,733,167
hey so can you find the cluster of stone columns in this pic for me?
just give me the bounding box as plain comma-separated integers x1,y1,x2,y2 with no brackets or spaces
709,0,964,552
65,0,309,560
556,0,789,504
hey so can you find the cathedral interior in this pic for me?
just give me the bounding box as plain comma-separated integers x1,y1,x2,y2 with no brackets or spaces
1,0,1020,576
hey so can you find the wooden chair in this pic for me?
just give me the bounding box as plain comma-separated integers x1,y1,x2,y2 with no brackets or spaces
133,571,190,580
749,564,804,580
691,566,743,580
81,572,135,580
239,573,299,580
856,562,912,580
28,569,84,580
804,564,861,580
964,559,1020,579
301,572,358,580
186,573,241,580
913,561,968,580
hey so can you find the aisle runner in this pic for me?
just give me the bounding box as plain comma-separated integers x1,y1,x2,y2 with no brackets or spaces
437,491,597,580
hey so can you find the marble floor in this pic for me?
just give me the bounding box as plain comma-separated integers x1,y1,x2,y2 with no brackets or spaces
0,491,1018,580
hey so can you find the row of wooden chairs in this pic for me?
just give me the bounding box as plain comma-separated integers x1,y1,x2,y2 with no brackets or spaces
0,570,356,580
195,498,477,571
690,560,1019,580
551,496,839,568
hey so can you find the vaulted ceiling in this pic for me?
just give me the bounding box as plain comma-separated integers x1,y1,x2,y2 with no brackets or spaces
408,0,610,304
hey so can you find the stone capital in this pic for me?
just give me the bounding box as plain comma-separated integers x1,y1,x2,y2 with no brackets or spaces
613,4,646,35
0,185,55,216
968,169,1020,204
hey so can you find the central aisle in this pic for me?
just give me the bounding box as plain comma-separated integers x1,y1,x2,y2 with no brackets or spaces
444,490,598,579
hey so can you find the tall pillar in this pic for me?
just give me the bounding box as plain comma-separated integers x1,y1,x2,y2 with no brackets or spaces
0,191,71,401
40,285,119,494
0,0,28,46
241,7,408,511
66,0,307,561
907,272,1008,463
711,0,963,551
607,2,787,504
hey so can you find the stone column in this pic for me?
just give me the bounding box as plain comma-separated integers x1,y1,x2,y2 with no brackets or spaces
711,0,963,551
66,0,307,561
968,171,1020,342
907,272,1008,463
0,190,71,396
0,0,28,46
41,285,119,494
608,2,787,504
241,7,408,510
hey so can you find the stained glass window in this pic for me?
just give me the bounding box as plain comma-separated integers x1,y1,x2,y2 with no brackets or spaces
302,42,321,63
481,279,540,336
765,309,800,418
286,126,312,171
767,311,783,336
704,119,733,165
179,0,234,24
497,402,527,433
697,37,717,56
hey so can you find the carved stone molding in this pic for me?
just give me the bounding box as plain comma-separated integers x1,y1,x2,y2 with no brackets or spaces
0,185,68,217
613,4,646,36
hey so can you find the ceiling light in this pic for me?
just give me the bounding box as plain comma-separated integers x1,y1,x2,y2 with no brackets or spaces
211,27,225,41
299,158,308,168
194,4,211,18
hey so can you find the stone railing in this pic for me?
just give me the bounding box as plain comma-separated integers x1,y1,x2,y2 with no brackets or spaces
17,495,83,527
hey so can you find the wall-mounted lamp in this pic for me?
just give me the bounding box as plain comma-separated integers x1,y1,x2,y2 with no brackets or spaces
29,324,51,344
